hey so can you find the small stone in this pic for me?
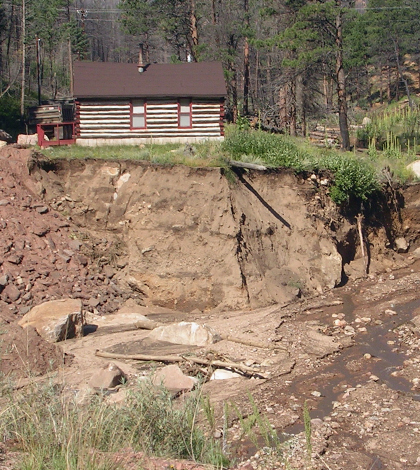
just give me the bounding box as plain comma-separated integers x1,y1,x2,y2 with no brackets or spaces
385,309,397,316
7,254,23,265
0,274,9,286
36,206,49,214
364,353,372,359
344,325,356,336
370,375,380,382
2,284,21,302
311,391,322,397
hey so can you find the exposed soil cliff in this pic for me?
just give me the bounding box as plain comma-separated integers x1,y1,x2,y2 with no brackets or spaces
25,152,407,312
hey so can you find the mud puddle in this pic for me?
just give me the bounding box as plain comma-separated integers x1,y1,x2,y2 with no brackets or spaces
283,295,419,434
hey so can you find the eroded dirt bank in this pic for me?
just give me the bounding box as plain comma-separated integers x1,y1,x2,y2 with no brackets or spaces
3,146,420,469
26,149,415,312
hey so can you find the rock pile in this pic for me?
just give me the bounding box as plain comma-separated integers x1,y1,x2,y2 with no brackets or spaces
0,147,133,323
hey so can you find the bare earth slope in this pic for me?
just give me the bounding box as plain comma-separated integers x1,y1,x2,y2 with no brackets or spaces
32,156,347,310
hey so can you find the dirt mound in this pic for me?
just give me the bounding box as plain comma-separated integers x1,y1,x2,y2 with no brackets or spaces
0,322,70,379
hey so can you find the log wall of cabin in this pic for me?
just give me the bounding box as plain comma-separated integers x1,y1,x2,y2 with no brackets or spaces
75,99,224,141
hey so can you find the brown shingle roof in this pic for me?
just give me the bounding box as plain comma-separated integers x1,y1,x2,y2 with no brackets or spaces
73,61,227,99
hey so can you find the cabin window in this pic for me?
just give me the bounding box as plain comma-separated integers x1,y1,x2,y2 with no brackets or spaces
178,99,192,128
131,99,146,128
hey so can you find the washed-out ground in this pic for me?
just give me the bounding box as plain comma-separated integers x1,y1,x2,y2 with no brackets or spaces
2,146,420,469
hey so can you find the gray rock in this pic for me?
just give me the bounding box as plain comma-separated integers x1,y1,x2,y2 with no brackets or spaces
89,362,126,389
36,206,49,214
0,274,9,286
68,239,82,251
18,298,84,342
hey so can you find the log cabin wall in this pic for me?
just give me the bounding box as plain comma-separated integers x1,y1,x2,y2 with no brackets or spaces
75,98,224,146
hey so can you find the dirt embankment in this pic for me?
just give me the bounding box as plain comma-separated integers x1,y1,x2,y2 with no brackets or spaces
23,149,414,313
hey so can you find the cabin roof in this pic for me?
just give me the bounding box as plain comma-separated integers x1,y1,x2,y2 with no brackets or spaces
73,61,227,99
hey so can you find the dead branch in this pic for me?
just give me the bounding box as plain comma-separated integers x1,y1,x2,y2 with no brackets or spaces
220,333,286,350
356,213,367,276
95,350,267,377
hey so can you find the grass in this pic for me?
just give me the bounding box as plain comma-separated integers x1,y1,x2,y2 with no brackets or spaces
41,113,420,206
0,378,228,470
45,141,225,168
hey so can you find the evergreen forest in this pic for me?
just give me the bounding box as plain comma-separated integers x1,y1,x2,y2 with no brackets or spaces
1,0,420,147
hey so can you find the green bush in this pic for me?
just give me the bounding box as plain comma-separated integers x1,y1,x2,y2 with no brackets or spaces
222,128,379,204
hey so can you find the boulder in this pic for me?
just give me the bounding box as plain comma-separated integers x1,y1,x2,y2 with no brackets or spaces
18,298,84,342
89,362,126,389
17,134,38,146
303,327,342,358
148,321,220,346
407,160,420,178
152,364,198,393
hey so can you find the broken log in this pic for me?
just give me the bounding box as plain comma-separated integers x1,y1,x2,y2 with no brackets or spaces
228,160,267,171
95,350,267,377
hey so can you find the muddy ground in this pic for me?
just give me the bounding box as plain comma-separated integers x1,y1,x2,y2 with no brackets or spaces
2,146,420,469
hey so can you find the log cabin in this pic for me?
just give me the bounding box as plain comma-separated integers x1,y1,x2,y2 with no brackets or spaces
72,61,227,146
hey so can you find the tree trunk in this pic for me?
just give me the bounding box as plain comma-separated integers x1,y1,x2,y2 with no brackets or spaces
242,0,250,115
243,36,250,115
289,79,297,136
20,0,25,119
387,62,392,103
335,6,350,151
190,0,199,61
393,39,412,109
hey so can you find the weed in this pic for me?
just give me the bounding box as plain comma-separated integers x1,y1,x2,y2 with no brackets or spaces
0,378,228,469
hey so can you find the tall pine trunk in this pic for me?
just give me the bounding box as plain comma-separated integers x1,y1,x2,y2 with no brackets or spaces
335,5,350,151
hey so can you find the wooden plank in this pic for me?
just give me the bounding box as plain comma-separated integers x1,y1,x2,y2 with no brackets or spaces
79,105,130,110
80,131,222,137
